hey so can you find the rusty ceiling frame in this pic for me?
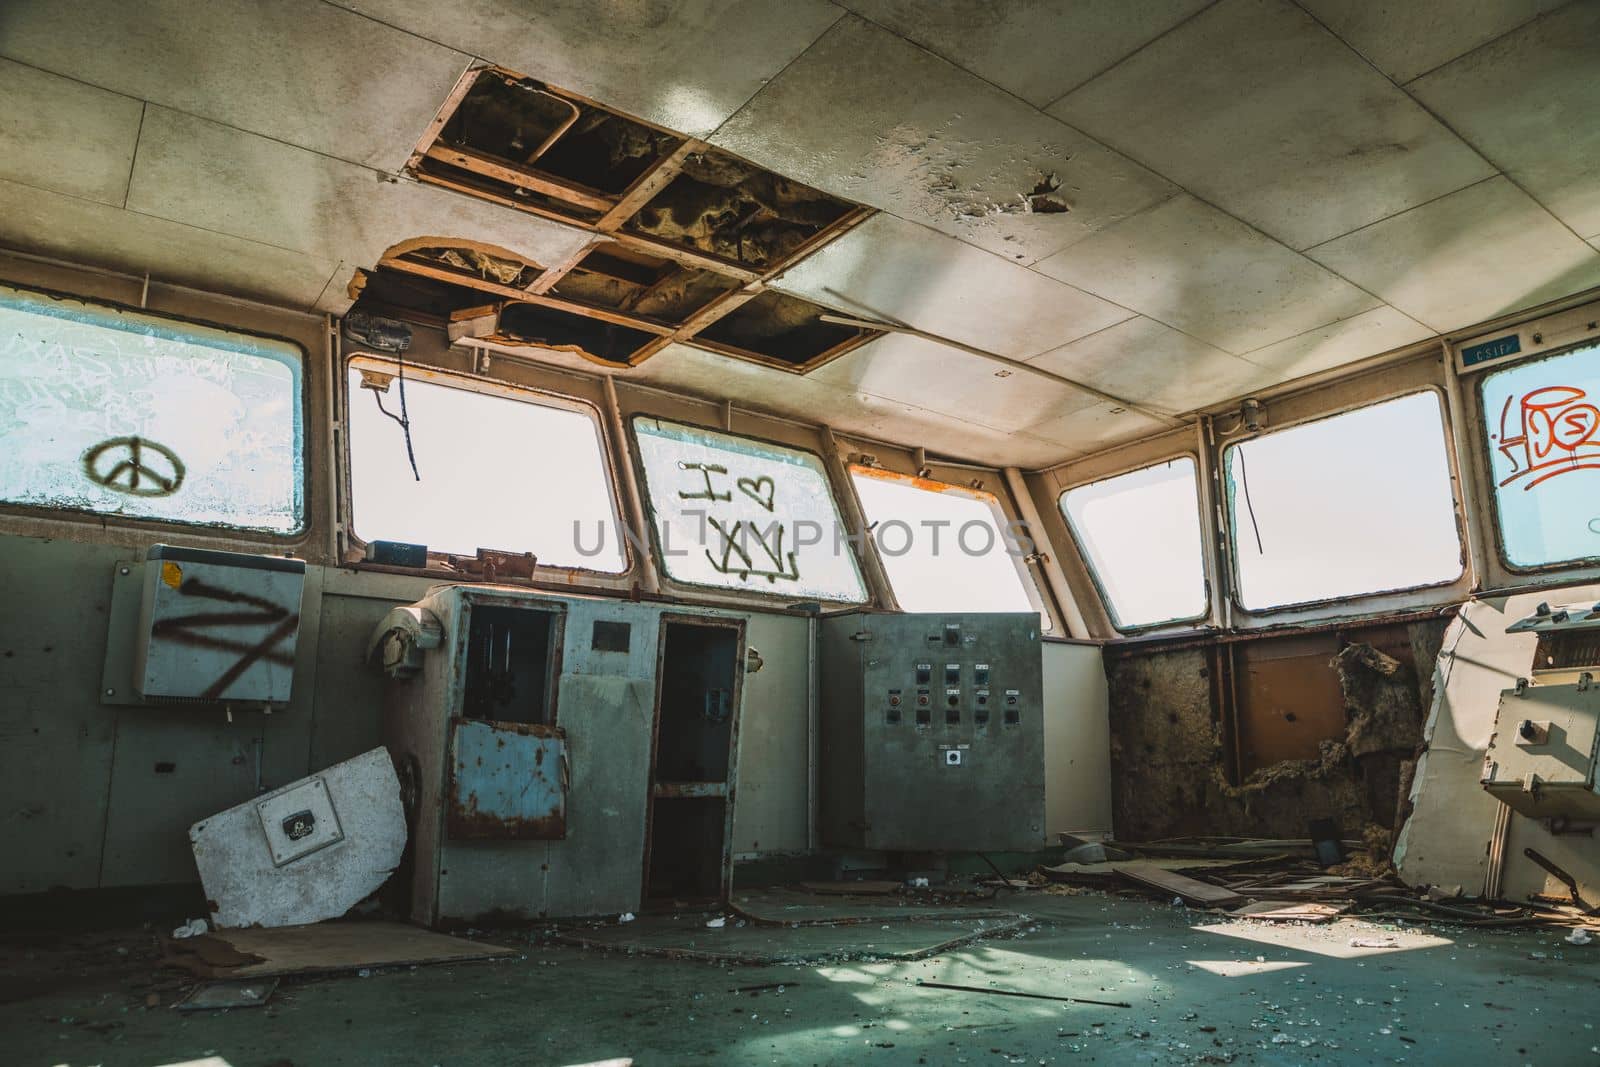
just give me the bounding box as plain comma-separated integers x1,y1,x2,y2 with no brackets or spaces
394,65,884,375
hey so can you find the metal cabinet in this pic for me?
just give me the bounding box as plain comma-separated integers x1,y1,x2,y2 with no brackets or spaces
818,611,1047,852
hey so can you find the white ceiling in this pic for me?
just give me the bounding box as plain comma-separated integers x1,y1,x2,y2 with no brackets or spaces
1,0,1597,468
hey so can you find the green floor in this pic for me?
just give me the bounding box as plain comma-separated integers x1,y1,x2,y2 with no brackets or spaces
4,891,1594,1066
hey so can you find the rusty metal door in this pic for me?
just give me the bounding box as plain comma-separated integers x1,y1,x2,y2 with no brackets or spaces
445,718,568,839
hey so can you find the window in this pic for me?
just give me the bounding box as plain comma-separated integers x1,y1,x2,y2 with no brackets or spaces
1479,343,1600,570
346,358,626,572
1060,458,1208,630
0,284,303,532
850,466,1046,624
1222,392,1462,610
631,417,866,601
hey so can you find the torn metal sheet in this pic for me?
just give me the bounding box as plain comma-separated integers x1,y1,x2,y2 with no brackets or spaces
189,747,405,929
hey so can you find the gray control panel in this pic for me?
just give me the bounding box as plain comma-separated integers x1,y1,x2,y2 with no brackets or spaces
818,611,1046,852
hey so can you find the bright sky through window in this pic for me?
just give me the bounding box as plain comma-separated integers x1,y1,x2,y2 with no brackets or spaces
346,360,626,571
1060,458,1207,630
1223,391,1463,610
849,467,1045,624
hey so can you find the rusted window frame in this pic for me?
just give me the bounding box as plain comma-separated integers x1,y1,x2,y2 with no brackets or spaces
0,277,315,545
1056,453,1213,635
1215,379,1473,624
338,351,635,583
841,458,1058,631
622,412,873,608
1452,298,1600,590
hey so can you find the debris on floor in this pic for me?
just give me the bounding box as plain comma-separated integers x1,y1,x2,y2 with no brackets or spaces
1029,835,1600,933
555,887,1032,964
174,977,279,1012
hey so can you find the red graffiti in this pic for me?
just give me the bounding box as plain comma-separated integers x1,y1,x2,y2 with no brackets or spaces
1495,385,1600,490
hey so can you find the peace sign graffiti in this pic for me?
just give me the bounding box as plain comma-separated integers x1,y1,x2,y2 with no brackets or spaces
82,436,187,497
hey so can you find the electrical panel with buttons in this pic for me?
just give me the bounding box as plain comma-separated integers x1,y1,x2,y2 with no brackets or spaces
817,611,1046,851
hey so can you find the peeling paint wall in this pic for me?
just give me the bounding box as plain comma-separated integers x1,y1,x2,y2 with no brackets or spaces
1106,618,1450,842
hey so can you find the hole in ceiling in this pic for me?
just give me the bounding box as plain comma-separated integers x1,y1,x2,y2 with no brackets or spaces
349,266,497,325
383,67,890,375
494,302,658,367
625,147,853,270
382,238,544,296
694,290,872,370
417,71,684,219
549,242,741,325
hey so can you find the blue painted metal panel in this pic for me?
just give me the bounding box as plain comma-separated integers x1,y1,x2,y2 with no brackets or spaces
446,718,567,839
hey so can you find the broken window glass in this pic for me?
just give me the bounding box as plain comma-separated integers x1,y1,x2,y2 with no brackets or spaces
1060,458,1208,630
632,417,866,602
346,358,626,572
850,467,1048,626
1479,342,1600,569
1223,392,1463,611
0,284,303,532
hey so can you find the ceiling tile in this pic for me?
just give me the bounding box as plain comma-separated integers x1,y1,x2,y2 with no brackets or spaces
0,59,143,207
1298,0,1566,84
770,213,1133,360
0,0,468,171
1306,176,1600,333
1051,0,1495,249
838,0,1211,107
330,0,844,139
1022,401,1170,455
0,176,336,309
1411,2,1600,241
629,342,1073,468
126,107,593,304
710,15,1176,265
1028,316,1276,415
1033,194,1380,353
809,331,1100,432
1240,306,1434,380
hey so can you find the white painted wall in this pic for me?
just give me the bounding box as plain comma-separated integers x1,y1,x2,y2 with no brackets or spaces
1042,641,1113,839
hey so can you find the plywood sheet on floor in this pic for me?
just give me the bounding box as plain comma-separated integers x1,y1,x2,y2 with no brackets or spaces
165,921,513,979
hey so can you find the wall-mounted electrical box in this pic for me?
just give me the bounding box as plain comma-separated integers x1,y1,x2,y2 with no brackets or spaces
132,544,305,704
1482,602,1600,818
818,611,1046,852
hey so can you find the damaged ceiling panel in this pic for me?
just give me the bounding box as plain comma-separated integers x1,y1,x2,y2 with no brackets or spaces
374,64,884,373
622,146,858,272
332,0,845,139
548,243,741,326
709,15,1177,265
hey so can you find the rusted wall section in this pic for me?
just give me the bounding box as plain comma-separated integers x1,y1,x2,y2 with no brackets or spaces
1106,618,1450,841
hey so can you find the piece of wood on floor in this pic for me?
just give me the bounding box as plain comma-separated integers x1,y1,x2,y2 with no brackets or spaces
164,920,514,979
175,977,279,1011
1228,900,1350,923
1110,862,1244,907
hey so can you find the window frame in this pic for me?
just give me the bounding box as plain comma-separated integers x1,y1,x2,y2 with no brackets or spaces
627,413,870,605
847,463,1050,624
0,279,311,539
1057,454,1212,634
1219,386,1468,617
1470,340,1600,577
340,352,633,579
